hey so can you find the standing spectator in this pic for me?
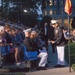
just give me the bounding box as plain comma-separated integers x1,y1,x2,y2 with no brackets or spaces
50,20,66,67
48,23,55,53
41,22,49,48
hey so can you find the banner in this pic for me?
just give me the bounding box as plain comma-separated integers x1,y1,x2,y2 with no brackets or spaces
64,0,72,15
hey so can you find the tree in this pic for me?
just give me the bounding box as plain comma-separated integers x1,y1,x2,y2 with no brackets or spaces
0,0,10,19
0,0,47,27
40,15,52,27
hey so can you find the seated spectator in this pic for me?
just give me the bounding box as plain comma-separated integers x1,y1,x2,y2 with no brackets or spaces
71,29,75,42
31,31,48,69
0,26,6,44
0,26,12,63
10,28,21,65
4,24,12,44
63,29,69,40
23,29,48,70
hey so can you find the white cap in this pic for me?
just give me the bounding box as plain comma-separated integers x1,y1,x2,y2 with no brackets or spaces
51,20,58,25
31,31,36,35
0,26,4,32
23,28,31,33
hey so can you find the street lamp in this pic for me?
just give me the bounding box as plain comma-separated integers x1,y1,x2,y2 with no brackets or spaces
24,9,28,13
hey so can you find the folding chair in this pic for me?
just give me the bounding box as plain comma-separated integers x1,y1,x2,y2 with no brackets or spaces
0,46,10,68
23,46,38,71
1,46,10,56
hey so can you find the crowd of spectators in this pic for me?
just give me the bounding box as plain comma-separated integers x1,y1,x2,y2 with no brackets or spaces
0,19,75,70
0,20,48,70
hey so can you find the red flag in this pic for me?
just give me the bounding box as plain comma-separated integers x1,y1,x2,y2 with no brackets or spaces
64,0,72,15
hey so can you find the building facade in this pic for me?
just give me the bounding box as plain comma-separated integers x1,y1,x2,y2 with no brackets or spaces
43,0,75,26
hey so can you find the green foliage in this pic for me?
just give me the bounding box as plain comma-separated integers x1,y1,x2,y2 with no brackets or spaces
72,64,75,71
65,43,75,66
0,0,38,26
23,12,37,27
40,15,52,27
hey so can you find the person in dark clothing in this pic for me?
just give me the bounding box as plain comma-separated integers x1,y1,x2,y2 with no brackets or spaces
4,24,12,44
24,37,38,52
23,29,38,52
41,22,49,48
48,25,55,53
23,30,48,70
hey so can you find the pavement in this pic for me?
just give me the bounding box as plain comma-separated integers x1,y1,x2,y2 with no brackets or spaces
25,67,75,75
25,44,75,75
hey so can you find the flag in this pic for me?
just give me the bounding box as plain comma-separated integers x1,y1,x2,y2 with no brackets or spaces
64,0,72,15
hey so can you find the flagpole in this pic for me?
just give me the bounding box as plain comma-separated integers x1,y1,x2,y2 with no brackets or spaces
68,15,71,72
64,0,72,72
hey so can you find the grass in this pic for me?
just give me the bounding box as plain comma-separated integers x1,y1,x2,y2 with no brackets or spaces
65,43,75,71
72,64,75,72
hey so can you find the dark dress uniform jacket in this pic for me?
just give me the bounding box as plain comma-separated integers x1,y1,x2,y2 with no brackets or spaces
23,37,38,52
54,26,66,46
48,26,55,40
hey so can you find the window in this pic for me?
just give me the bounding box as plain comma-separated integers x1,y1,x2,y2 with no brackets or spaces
59,0,64,6
54,0,57,6
58,19,62,26
45,2,47,6
60,10,63,14
44,10,47,15
50,10,53,15
49,0,53,6
54,10,57,15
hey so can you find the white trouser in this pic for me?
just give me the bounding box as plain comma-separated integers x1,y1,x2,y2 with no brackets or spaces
38,50,48,67
56,46,65,65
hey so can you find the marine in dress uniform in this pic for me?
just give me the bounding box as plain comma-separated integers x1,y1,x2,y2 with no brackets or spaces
50,20,66,67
